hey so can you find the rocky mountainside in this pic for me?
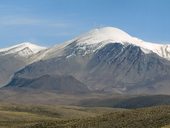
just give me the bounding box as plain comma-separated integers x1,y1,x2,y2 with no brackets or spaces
5,74,89,93
2,27,170,94
0,42,46,87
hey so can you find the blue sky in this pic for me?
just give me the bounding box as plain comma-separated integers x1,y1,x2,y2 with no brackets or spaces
0,0,170,47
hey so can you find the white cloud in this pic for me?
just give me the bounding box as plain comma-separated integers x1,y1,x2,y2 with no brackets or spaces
0,15,71,28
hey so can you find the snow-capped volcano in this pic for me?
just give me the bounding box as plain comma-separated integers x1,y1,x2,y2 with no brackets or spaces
2,27,170,94
0,42,46,57
69,27,170,60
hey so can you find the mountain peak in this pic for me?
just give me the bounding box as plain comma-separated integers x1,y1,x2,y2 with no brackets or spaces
16,42,47,53
0,42,46,56
74,27,135,45
88,27,131,37
66,27,170,60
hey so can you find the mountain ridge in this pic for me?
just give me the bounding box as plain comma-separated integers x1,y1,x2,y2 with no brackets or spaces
64,27,170,60
1,27,170,94
0,42,46,56
0,42,46,86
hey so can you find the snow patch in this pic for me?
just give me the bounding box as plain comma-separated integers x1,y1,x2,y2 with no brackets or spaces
0,42,46,56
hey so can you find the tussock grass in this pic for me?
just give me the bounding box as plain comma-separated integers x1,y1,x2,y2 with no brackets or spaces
0,104,169,128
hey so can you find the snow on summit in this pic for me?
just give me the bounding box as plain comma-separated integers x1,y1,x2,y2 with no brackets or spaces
73,27,156,48
75,27,135,45
70,27,170,60
0,42,46,56
1,27,170,60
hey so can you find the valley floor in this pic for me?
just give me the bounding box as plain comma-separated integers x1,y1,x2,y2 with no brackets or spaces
0,104,169,128
0,90,170,128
